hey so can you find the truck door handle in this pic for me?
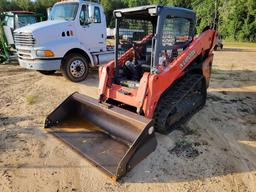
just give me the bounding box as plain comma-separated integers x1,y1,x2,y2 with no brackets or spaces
101,34,104,38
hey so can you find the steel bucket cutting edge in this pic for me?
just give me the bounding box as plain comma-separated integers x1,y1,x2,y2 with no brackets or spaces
44,92,157,180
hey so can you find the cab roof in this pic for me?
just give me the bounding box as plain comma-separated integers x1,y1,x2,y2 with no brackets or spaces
114,5,196,21
56,0,99,6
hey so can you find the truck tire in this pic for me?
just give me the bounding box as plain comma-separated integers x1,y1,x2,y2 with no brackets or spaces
61,53,89,82
38,70,56,75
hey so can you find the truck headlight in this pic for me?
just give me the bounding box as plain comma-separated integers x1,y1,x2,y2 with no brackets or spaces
36,50,55,57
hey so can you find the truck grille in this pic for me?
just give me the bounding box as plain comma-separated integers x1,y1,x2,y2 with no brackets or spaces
14,32,35,47
17,49,33,60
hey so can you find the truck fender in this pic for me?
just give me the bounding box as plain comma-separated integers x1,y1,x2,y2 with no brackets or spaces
63,48,94,67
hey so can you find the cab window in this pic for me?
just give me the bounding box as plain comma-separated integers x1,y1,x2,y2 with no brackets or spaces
79,5,89,25
94,7,101,23
162,17,191,46
6,16,14,29
158,17,192,66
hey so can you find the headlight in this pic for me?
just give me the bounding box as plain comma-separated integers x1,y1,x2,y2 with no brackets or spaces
36,50,54,57
115,12,122,18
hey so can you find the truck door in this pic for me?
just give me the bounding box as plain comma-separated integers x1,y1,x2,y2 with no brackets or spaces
79,5,106,52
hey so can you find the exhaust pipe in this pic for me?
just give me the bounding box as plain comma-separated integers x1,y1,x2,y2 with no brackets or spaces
44,92,157,180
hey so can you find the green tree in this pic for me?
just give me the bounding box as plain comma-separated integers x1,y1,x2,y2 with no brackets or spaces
123,0,149,7
239,0,256,41
14,0,33,11
0,0,255,42
101,0,125,27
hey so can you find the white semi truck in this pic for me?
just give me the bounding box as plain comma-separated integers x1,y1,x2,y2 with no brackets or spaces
14,0,114,82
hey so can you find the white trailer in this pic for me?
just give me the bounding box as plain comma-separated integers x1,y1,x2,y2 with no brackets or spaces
14,0,114,82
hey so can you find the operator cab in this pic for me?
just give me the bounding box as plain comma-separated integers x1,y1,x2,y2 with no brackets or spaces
113,5,196,88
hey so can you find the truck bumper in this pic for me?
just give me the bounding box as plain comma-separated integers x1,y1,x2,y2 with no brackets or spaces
18,58,62,71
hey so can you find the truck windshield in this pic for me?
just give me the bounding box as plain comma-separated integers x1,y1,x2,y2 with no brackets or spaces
17,16,37,28
50,3,78,21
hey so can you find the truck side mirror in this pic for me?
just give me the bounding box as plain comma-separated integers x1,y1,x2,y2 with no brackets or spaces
84,18,92,25
80,16,92,26
80,18,93,26
84,17,95,25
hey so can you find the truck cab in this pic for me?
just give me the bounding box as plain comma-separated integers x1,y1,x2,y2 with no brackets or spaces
14,0,114,82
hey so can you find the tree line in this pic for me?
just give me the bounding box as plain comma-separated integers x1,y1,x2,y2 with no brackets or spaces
0,0,255,42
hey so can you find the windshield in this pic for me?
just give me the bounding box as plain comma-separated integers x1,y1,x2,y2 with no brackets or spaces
116,18,154,66
17,16,37,28
50,3,79,21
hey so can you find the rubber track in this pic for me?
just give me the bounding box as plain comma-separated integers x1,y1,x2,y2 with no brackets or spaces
154,74,206,134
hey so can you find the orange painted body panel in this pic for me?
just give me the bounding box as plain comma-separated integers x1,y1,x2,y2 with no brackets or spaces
107,84,139,106
202,54,214,87
99,29,217,119
105,73,149,108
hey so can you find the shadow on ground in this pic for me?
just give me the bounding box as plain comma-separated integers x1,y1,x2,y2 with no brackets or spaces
0,115,47,153
0,115,33,126
48,70,99,87
211,69,256,88
0,62,255,184
120,89,256,183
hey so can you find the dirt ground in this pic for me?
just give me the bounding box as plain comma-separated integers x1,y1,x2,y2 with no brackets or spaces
0,46,255,192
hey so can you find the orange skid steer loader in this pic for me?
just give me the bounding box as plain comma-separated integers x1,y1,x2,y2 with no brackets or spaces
45,5,217,180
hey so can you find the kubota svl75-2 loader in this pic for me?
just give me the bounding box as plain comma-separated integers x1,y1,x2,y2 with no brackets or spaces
45,5,217,180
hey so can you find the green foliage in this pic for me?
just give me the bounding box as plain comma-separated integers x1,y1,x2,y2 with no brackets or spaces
0,0,255,42
103,0,256,42
101,0,125,27
15,0,33,11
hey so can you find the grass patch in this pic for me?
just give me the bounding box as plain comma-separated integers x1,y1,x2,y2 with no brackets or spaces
211,68,222,74
224,41,256,48
182,126,200,136
175,139,192,148
26,95,38,105
212,75,228,80
217,76,228,80
248,131,256,141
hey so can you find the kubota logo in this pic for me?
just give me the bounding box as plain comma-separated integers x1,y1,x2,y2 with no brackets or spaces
180,49,196,69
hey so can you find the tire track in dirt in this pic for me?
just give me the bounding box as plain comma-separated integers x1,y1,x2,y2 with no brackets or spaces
0,47,256,192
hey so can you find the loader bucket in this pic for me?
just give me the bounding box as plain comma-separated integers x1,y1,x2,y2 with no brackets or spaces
44,92,157,180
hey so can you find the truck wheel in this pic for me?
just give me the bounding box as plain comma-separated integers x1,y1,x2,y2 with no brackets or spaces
61,53,89,82
38,70,56,75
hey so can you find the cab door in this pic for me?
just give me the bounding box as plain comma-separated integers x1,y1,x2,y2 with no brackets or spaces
78,4,106,52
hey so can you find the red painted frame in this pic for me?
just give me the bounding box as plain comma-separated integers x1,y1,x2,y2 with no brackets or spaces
99,29,217,119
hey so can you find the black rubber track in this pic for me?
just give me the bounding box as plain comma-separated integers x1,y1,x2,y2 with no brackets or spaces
154,73,206,134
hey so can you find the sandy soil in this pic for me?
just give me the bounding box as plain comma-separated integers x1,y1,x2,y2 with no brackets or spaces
0,46,255,192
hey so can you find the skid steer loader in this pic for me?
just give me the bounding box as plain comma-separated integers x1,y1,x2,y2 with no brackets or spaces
45,5,217,180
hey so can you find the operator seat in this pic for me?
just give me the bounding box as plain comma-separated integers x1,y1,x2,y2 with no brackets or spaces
140,45,152,72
